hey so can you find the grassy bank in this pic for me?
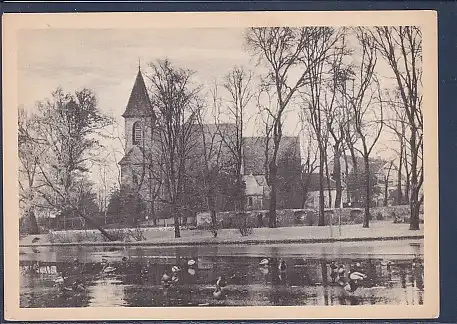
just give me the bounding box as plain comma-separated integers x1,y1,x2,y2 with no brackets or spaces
20,221,423,247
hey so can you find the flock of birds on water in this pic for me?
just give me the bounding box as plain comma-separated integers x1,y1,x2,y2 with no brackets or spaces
44,252,424,303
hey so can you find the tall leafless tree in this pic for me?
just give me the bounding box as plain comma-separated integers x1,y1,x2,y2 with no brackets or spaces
372,26,423,230
343,28,384,228
300,27,342,225
245,27,334,227
383,160,394,206
383,89,409,205
217,66,254,212
195,94,226,236
298,117,319,208
146,59,201,238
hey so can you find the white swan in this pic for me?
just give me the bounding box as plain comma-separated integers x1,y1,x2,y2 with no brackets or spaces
259,258,269,266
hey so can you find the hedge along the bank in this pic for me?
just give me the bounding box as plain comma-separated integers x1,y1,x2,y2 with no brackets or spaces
196,205,413,229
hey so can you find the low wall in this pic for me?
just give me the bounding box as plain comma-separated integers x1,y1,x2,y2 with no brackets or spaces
196,205,416,229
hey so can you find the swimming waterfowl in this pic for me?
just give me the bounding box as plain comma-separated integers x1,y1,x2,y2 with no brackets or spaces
213,285,224,299
216,276,227,288
171,275,179,283
161,272,171,282
259,258,269,266
278,260,287,272
330,261,339,283
187,259,196,266
172,265,181,273
72,279,86,292
54,275,65,285
102,262,117,274
32,237,40,243
161,272,172,288
349,271,367,281
340,264,367,293
349,262,366,281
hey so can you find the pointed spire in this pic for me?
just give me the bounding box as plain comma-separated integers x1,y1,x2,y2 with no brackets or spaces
122,65,155,118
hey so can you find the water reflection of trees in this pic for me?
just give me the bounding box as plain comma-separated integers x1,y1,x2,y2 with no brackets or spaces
20,253,425,307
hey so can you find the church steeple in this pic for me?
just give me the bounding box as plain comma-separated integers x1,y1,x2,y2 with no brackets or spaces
122,66,154,118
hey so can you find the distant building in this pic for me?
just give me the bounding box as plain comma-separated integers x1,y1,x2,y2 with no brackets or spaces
302,173,348,209
119,68,302,222
331,155,407,206
242,136,302,211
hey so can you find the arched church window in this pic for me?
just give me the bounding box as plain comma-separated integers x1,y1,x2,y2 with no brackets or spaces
133,122,142,145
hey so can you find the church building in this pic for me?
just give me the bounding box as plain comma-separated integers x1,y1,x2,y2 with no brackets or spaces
118,68,303,224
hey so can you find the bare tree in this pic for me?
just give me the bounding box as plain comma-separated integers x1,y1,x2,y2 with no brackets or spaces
372,26,423,230
300,27,342,224
327,43,355,209
195,93,226,236
383,89,409,205
383,160,394,206
298,118,319,208
245,27,332,228
146,59,201,238
343,28,384,228
217,66,254,212
256,88,275,208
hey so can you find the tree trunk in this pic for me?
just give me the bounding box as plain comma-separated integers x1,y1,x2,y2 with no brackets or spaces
343,153,351,203
324,156,332,208
410,197,421,230
210,209,217,235
237,175,245,213
409,130,420,230
301,183,309,209
27,209,40,235
172,202,181,238
333,145,342,208
384,180,389,207
207,188,218,235
397,151,403,205
363,156,370,228
403,145,410,204
320,260,328,285
74,209,116,241
268,161,278,228
151,199,157,226
405,173,411,204
318,149,325,226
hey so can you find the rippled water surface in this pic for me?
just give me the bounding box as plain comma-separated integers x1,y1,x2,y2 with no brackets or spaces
20,241,424,307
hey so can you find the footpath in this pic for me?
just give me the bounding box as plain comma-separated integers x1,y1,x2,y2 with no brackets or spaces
19,221,424,247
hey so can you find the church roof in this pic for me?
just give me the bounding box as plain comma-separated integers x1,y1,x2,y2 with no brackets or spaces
122,68,155,118
243,136,301,175
118,145,146,166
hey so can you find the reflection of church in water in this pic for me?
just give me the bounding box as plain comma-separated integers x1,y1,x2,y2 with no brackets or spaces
118,67,303,222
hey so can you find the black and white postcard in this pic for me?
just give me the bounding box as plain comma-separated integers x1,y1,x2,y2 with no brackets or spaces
3,10,439,320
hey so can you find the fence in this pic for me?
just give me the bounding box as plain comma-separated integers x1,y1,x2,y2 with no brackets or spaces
196,205,415,229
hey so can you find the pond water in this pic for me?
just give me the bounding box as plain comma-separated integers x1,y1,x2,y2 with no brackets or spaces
20,240,424,307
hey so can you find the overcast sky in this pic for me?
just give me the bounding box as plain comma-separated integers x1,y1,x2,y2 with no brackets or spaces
18,28,254,119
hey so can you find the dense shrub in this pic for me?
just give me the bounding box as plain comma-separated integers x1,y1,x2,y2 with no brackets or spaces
235,212,254,236
127,227,146,241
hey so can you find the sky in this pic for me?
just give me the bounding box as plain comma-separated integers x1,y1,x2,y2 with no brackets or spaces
17,28,401,193
18,28,255,121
